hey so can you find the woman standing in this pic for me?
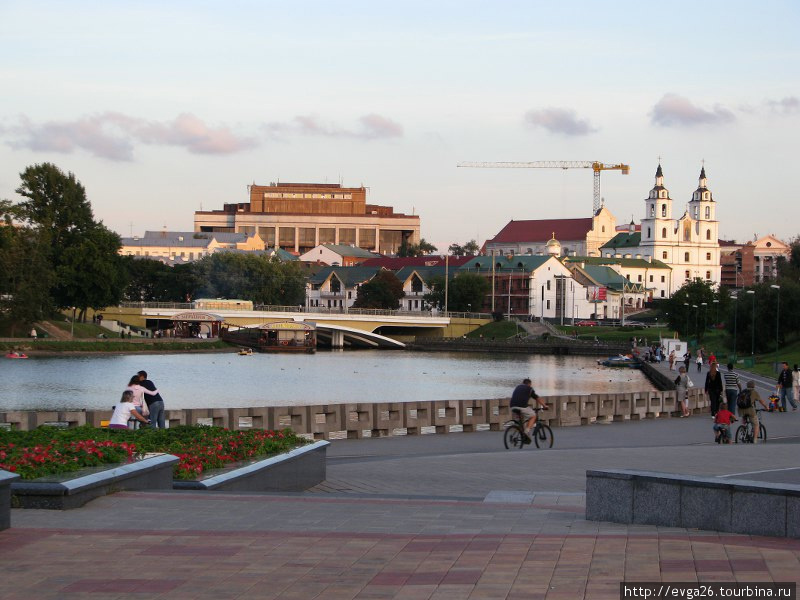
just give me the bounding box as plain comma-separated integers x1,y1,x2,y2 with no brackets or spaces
705,362,723,417
125,374,157,417
675,366,691,417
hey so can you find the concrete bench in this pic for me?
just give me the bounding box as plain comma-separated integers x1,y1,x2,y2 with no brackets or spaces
1,470,20,530
586,468,800,538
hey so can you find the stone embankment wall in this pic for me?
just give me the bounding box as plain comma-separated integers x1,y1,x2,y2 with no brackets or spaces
1,389,707,439
408,338,629,356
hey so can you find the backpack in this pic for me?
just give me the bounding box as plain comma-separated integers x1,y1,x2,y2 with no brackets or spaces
737,389,752,409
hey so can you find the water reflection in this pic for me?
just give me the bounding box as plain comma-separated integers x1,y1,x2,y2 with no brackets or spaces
0,350,655,411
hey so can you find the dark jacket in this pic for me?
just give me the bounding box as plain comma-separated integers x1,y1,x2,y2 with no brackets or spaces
778,369,793,387
140,379,163,407
705,371,723,396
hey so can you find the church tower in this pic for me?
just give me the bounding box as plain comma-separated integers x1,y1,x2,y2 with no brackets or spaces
640,163,674,248
685,165,720,283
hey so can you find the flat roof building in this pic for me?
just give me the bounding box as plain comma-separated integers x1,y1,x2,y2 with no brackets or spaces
194,181,421,255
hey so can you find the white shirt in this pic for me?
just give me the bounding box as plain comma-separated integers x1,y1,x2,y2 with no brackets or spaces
110,402,138,426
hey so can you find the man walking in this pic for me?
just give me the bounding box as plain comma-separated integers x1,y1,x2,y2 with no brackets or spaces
723,363,742,417
777,362,797,412
138,370,166,428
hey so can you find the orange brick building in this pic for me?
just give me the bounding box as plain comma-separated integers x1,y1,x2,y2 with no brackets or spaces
194,182,420,255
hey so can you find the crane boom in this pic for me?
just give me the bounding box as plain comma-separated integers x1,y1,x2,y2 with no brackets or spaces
457,161,629,213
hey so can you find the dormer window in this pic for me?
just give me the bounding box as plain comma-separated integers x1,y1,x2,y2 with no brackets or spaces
660,191,666,198
704,192,709,200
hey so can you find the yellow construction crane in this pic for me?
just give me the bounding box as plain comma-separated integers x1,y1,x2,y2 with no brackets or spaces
457,161,630,214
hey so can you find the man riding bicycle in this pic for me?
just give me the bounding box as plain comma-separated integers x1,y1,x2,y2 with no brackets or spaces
510,378,549,443
739,380,769,443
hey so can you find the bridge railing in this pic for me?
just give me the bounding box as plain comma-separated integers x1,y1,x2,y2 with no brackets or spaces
117,302,491,320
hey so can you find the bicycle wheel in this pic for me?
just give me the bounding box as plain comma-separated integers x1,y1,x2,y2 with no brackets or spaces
734,425,748,444
503,425,525,450
759,424,767,443
534,424,554,449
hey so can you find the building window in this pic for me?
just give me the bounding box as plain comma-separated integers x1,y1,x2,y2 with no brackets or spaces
706,271,711,280
706,229,711,240
649,275,653,282
546,299,550,310
662,204,667,217
685,270,690,279
647,227,651,238
319,228,335,244
602,225,605,232
650,204,655,217
546,280,551,291
662,251,667,259
637,275,642,282
662,227,667,238
684,252,690,262
660,290,665,297
706,252,711,260
661,275,665,283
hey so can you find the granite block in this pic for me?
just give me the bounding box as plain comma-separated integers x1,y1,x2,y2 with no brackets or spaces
585,470,633,523
730,489,786,537
0,470,20,530
680,484,731,531
787,496,800,538
633,479,681,527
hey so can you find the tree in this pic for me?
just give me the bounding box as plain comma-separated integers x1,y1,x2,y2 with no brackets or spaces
663,279,722,340
424,272,490,312
462,240,480,256
448,243,465,257
352,270,404,309
11,163,126,316
398,238,438,257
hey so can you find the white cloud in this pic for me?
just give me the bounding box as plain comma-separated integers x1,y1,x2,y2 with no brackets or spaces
650,94,735,127
524,107,598,136
275,114,404,140
765,96,800,114
3,112,258,161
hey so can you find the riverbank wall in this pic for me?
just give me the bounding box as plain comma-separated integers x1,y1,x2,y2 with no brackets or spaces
407,338,629,356
1,388,707,438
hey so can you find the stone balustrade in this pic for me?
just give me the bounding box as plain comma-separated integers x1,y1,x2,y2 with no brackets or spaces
0,389,707,438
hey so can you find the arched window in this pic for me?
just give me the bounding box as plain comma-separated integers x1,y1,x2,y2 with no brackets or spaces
662,251,667,259
650,204,655,217
647,227,651,238
661,204,667,217
660,191,666,198
684,252,690,262
705,206,710,219
661,227,667,238
706,229,711,240
601,225,605,233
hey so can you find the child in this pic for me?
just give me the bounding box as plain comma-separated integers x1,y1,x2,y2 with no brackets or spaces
713,401,737,444
109,390,151,429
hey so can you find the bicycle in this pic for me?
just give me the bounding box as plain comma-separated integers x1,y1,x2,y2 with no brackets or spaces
735,409,767,444
503,407,553,449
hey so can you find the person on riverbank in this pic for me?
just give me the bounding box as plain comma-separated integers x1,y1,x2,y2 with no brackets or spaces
668,350,675,371
109,390,150,429
794,365,800,409
777,362,797,412
125,375,157,418
696,350,703,373
723,363,742,417
137,370,165,429
683,351,691,372
705,362,723,417
510,378,549,444
674,366,691,417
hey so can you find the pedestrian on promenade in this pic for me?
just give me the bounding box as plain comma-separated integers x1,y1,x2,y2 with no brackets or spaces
738,381,769,443
723,363,742,417
137,370,166,429
669,350,675,371
709,351,717,366
793,365,800,408
777,362,797,411
683,351,692,372
696,350,703,373
674,366,691,417
705,362,723,417
30,327,37,341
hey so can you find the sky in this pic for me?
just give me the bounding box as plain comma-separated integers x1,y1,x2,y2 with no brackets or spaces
1,1,798,250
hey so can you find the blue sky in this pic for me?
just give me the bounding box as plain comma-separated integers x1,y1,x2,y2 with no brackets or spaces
1,1,798,248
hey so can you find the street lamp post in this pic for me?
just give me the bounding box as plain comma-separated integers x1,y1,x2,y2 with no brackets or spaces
693,304,698,341
712,299,719,328
771,284,781,372
683,302,690,339
731,294,738,362
746,290,755,358
701,302,708,337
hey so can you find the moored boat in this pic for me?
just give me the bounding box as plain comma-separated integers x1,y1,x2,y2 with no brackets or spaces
598,355,640,368
222,321,316,353
5,351,29,359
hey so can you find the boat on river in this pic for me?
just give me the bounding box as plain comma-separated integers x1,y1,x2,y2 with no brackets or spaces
598,355,640,368
5,351,29,359
222,321,316,354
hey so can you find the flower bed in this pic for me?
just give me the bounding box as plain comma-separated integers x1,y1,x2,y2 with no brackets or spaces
0,425,308,481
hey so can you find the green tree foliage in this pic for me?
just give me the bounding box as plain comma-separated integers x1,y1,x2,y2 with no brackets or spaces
193,253,306,306
0,202,54,334
397,238,438,257
726,281,800,355
10,164,126,318
352,270,404,309
424,272,490,312
662,279,727,340
447,240,480,257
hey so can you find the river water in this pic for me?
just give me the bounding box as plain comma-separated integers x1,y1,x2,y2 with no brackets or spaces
0,350,655,411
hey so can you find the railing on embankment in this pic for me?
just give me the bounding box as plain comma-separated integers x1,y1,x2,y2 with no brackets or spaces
1,388,708,439
407,338,629,356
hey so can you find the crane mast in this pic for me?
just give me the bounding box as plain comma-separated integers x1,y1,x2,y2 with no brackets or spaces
457,161,630,214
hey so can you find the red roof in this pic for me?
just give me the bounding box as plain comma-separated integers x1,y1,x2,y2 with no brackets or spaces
361,256,473,269
489,218,594,244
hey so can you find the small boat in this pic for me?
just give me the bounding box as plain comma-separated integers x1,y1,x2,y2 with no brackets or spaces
598,355,640,368
5,351,29,359
222,321,316,354
238,348,254,356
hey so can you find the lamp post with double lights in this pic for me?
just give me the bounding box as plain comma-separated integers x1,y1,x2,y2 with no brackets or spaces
771,284,781,371
746,290,755,358
731,294,738,362
683,302,690,338
701,302,708,338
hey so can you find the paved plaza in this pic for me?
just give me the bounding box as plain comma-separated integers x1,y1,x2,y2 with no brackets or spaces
3,359,800,599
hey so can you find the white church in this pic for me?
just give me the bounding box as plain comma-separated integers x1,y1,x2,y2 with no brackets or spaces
600,164,721,292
